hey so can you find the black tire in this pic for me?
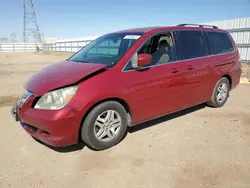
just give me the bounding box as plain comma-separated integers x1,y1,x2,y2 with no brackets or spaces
81,101,128,150
206,77,230,108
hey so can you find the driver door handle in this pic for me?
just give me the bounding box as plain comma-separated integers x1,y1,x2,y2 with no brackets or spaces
187,65,194,70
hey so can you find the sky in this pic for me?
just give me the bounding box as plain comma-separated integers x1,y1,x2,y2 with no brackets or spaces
1,0,250,40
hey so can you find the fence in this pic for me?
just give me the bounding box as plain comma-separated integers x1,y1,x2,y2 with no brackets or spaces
228,28,250,63
42,40,93,53
0,43,42,52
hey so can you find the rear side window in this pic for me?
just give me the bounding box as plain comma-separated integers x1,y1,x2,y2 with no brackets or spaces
175,31,207,60
207,32,234,54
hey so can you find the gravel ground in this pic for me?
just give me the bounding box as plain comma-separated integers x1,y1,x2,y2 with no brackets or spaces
241,63,250,81
0,52,69,98
0,53,250,188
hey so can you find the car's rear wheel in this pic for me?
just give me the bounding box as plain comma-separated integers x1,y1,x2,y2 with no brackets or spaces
206,77,230,108
81,101,128,150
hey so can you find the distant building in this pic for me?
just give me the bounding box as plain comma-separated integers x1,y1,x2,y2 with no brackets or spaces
43,37,58,43
56,36,99,43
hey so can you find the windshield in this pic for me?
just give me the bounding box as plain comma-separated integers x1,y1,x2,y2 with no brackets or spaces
69,33,143,65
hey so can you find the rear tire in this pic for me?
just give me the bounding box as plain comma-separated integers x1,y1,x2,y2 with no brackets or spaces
81,101,128,150
206,77,230,108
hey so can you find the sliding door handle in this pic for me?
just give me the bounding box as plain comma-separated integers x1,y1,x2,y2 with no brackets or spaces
171,68,179,73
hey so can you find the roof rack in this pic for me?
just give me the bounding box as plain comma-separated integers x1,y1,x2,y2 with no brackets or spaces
177,24,218,29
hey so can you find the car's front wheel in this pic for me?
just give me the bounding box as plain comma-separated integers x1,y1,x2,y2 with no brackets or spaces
81,101,128,150
206,77,230,108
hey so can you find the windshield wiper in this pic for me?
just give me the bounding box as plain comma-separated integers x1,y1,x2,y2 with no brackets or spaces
70,60,90,63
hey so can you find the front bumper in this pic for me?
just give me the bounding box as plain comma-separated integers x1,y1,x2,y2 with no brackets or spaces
11,95,82,147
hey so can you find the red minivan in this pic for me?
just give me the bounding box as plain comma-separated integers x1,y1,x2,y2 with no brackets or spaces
11,24,242,150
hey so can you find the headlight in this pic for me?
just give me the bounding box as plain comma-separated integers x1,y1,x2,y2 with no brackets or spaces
34,86,78,110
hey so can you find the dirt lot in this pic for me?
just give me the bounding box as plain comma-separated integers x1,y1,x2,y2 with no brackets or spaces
241,63,250,80
0,53,250,188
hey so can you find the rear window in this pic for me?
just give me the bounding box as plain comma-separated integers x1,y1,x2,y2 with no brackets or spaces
175,31,207,60
207,32,234,55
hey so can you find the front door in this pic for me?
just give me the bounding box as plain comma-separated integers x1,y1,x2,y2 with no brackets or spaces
122,61,190,124
120,32,189,124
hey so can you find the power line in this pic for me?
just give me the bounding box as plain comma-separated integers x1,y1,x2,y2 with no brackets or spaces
23,0,42,43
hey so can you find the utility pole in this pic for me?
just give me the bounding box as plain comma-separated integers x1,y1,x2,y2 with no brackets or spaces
23,0,42,43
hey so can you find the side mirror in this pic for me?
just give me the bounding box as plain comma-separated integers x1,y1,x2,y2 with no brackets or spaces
138,53,152,67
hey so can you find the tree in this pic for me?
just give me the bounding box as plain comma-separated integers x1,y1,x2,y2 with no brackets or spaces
0,36,8,43
10,33,17,42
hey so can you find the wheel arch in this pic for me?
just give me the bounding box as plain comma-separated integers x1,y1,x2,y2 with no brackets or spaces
221,74,232,89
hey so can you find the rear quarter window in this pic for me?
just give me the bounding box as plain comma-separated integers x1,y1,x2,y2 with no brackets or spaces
207,31,234,55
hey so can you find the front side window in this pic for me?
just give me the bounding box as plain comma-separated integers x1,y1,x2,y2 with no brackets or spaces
151,33,176,64
125,32,176,70
207,32,234,54
69,33,143,65
175,30,207,60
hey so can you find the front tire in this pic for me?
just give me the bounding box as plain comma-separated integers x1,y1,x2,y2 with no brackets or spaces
81,101,128,150
206,77,230,108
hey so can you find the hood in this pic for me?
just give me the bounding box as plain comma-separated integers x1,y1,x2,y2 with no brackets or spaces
25,60,108,95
